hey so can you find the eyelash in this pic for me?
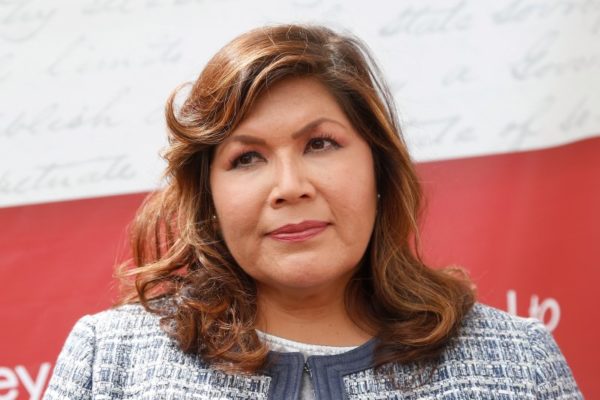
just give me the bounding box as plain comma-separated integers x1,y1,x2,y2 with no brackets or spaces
306,133,340,152
229,134,341,169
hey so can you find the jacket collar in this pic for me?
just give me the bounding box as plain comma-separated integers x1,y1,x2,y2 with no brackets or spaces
264,337,378,399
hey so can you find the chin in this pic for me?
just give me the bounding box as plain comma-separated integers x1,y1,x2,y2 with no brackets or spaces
274,268,356,293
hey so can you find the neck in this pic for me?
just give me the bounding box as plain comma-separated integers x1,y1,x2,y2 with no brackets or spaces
255,284,373,346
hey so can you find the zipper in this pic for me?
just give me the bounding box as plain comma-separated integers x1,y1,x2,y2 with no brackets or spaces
304,361,318,400
303,361,312,378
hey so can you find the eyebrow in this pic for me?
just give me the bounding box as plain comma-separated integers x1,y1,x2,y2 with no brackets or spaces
227,117,342,146
291,117,341,139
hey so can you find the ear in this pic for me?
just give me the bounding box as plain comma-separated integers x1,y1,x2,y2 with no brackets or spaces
211,214,219,231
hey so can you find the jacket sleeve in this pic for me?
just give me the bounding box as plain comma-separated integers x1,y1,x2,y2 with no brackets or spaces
526,319,583,399
43,315,96,400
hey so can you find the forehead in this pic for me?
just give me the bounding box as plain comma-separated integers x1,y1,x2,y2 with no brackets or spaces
229,77,350,137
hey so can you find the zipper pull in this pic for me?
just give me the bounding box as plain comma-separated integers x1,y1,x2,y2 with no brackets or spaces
303,361,312,378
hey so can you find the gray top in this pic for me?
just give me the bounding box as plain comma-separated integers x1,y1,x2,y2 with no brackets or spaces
43,302,583,399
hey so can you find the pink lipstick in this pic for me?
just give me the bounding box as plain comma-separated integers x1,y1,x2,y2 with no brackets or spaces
268,220,329,242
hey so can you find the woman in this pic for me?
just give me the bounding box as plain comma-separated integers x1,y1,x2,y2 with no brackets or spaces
44,25,582,399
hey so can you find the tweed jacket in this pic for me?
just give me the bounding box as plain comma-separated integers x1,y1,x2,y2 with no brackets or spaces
43,302,582,399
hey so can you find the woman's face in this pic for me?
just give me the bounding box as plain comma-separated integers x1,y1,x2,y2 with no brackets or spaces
210,77,377,295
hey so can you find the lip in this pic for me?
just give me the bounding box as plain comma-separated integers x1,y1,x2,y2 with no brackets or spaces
268,220,329,242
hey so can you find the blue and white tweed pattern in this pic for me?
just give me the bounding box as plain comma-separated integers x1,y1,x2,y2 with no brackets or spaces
43,302,583,399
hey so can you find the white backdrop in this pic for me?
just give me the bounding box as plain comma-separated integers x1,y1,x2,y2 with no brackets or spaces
2,0,599,208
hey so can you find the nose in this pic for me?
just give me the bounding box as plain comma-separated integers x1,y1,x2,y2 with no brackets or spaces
268,157,316,208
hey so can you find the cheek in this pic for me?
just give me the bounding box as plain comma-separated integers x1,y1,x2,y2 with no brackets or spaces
319,161,377,242
210,173,266,260
212,171,262,218
325,154,377,213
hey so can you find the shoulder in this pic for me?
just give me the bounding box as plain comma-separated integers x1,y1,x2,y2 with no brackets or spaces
457,302,572,355
53,301,169,360
75,302,164,338
44,301,216,399
44,302,188,399
440,302,582,398
58,302,167,357
66,301,181,365
453,302,558,360
459,302,534,334
45,302,273,399
343,303,582,398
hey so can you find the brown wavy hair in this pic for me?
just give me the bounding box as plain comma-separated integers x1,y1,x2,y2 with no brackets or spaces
118,24,475,373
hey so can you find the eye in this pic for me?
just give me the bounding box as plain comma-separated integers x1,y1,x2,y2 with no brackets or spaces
231,151,264,169
306,135,340,153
